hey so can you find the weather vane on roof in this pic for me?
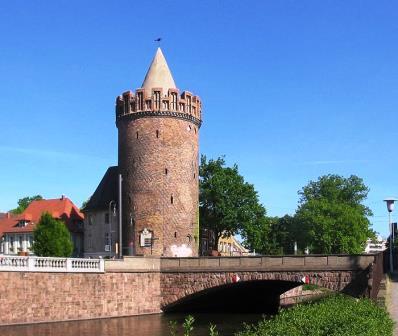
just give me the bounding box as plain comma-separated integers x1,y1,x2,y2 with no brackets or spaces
154,37,162,47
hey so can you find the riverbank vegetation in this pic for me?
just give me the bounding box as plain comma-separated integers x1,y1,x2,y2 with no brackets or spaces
236,295,393,336
170,295,393,336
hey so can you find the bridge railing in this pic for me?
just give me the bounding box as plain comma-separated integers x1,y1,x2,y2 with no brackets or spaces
160,254,377,271
0,255,104,273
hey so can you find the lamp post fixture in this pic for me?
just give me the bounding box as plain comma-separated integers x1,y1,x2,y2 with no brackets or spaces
108,200,116,259
384,197,398,273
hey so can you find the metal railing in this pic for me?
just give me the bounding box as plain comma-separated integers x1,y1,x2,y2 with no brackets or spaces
0,255,104,273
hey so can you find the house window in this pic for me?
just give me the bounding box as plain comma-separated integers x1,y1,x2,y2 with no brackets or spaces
17,220,28,227
28,236,33,249
104,232,111,247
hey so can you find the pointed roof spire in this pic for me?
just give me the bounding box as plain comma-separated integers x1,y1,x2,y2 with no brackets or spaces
141,48,177,93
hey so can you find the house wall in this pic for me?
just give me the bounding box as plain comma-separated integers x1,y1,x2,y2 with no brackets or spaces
84,210,119,258
1,233,33,255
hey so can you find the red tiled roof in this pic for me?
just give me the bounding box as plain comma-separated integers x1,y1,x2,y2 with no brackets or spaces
0,197,84,235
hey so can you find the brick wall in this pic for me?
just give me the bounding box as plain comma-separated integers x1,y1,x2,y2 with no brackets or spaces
118,117,199,257
0,271,160,325
160,271,359,308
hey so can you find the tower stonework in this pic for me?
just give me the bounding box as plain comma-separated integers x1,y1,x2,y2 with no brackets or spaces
116,48,202,257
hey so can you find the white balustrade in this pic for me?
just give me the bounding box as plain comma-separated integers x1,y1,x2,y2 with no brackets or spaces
0,256,104,273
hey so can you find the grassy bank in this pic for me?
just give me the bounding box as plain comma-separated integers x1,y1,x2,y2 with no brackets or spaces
236,294,393,336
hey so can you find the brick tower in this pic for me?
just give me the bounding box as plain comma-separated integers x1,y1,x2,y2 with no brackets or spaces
116,48,202,257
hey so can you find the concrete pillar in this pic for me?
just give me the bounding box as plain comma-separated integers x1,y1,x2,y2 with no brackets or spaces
4,240,9,255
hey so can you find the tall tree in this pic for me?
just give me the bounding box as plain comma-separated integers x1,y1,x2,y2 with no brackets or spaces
10,195,43,214
32,212,73,257
199,155,267,251
243,215,302,255
295,174,373,254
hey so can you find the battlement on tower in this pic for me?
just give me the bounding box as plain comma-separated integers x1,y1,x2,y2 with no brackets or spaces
116,88,202,127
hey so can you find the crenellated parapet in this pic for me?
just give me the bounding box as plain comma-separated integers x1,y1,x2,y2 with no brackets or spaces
116,88,202,127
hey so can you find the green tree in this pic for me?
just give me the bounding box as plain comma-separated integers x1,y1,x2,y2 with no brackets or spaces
199,155,267,250
295,174,373,254
10,195,43,214
243,215,303,255
32,212,73,257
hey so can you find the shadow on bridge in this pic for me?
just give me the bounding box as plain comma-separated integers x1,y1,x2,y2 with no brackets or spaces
163,280,304,314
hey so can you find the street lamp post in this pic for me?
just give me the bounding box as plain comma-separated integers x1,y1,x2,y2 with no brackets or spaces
384,197,398,273
108,200,116,259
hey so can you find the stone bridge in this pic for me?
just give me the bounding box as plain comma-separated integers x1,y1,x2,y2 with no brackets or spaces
108,253,384,314
159,254,383,312
0,253,384,325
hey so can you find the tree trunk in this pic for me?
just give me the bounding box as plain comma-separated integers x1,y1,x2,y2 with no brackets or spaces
213,232,221,254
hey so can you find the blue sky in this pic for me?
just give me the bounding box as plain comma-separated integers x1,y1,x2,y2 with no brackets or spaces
1,1,397,236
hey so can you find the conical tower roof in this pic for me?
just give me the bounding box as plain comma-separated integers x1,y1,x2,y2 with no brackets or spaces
141,48,177,93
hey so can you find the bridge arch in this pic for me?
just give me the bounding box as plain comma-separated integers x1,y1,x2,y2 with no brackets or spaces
160,271,357,312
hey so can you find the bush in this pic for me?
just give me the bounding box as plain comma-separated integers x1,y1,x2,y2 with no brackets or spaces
33,212,73,257
236,294,393,336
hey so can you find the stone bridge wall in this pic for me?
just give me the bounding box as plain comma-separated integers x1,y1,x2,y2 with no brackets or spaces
0,271,161,325
159,255,377,308
0,254,381,325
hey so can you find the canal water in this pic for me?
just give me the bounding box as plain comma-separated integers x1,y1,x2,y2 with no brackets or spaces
0,313,265,336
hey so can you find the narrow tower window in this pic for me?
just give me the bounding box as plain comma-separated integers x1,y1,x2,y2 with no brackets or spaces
156,130,159,138
165,168,168,175
136,131,139,139
170,195,174,204
174,232,177,238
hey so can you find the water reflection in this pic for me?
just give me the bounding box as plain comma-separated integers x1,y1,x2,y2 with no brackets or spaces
0,313,264,336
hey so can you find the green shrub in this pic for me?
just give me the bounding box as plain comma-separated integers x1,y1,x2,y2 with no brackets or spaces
302,284,319,291
236,294,393,336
